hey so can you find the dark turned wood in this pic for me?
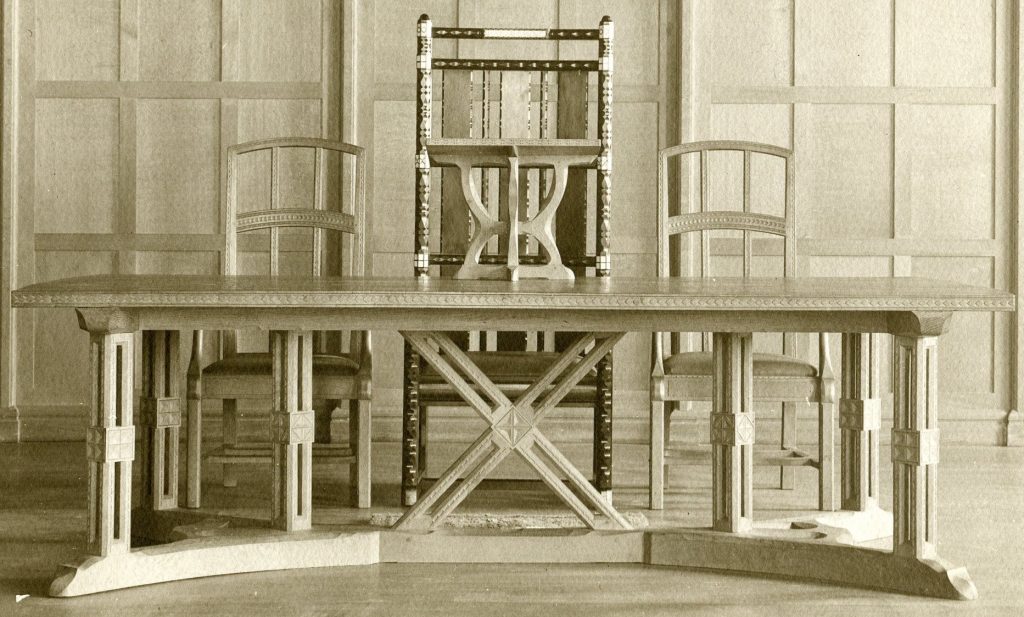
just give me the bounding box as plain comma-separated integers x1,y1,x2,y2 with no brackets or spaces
409,14,617,504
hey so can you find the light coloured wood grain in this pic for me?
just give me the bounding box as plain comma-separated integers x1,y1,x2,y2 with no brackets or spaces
50,531,381,597
695,0,1016,449
5,0,345,441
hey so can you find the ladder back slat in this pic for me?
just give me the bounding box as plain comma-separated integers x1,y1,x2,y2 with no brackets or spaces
742,150,751,277
699,150,709,280
312,148,325,277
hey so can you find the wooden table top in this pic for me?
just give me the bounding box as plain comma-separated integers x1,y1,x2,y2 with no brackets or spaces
12,275,1014,312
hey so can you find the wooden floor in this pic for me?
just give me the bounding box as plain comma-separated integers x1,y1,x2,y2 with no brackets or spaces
1,442,1021,616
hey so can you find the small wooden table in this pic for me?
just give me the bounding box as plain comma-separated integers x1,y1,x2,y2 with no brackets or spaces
11,275,1014,599
425,138,601,280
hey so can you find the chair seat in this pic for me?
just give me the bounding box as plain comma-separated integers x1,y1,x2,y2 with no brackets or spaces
664,351,817,377
202,352,368,400
204,352,360,376
420,350,598,385
419,350,598,405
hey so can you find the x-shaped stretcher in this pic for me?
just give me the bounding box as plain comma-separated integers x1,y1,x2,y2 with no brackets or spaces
394,330,629,530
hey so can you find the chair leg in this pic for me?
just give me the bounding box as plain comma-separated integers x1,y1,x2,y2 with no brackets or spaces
401,340,421,507
818,398,836,511
593,352,613,503
185,375,202,508
317,400,340,444
779,402,797,489
650,398,665,510
349,398,371,508
418,403,429,478
222,398,238,488
663,403,674,493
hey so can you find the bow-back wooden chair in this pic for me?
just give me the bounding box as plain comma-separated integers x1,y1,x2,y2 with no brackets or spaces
402,14,614,506
184,137,372,510
649,141,836,512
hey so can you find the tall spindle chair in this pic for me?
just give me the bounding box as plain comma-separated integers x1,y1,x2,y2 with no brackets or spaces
403,14,615,506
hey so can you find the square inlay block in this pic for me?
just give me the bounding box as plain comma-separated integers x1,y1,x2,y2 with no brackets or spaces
710,412,755,446
891,428,940,465
839,398,882,430
271,411,315,445
86,426,135,462
140,397,181,427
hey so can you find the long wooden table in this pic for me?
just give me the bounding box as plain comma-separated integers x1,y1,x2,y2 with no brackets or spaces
11,275,1014,599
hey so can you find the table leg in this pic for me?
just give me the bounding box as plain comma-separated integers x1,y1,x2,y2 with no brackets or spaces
85,331,135,556
185,330,202,508
840,333,882,511
710,332,754,533
891,335,940,559
270,331,315,531
140,330,181,511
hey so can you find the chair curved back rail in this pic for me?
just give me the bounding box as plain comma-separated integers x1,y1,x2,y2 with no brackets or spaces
657,140,795,281
225,138,366,279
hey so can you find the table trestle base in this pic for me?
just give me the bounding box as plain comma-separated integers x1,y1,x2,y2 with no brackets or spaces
48,508,972,600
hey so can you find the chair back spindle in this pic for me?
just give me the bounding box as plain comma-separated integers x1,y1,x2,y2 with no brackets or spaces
222,138,366,357
658,141,796,355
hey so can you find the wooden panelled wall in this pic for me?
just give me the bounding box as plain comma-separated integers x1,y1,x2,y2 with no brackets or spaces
2,1,1022,456
0,0,346,439
685,0,1018,444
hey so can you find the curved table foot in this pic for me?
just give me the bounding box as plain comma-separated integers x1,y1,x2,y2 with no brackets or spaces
647,528,976,600
50,530,379,597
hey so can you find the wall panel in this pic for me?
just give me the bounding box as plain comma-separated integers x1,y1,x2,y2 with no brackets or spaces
905,105,994,241
794,0,892,87
34,98,119,234
138,0,221,82
34,0,119,81
798,104,892,239
895,0,994,87
135,99,220,234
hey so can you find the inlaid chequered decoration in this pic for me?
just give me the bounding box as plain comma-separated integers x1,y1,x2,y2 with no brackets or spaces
271,410,315,445
710,412,755,446
891,428,940,465
839,398,881,431
86,426,135,462
140,397,181,428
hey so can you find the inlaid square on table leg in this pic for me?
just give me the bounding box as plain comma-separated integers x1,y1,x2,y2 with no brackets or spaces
839,399,881,431
891,428,940,465
86,426,136,462
271,411,315,444
140,397,181,427
710,412,755,446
